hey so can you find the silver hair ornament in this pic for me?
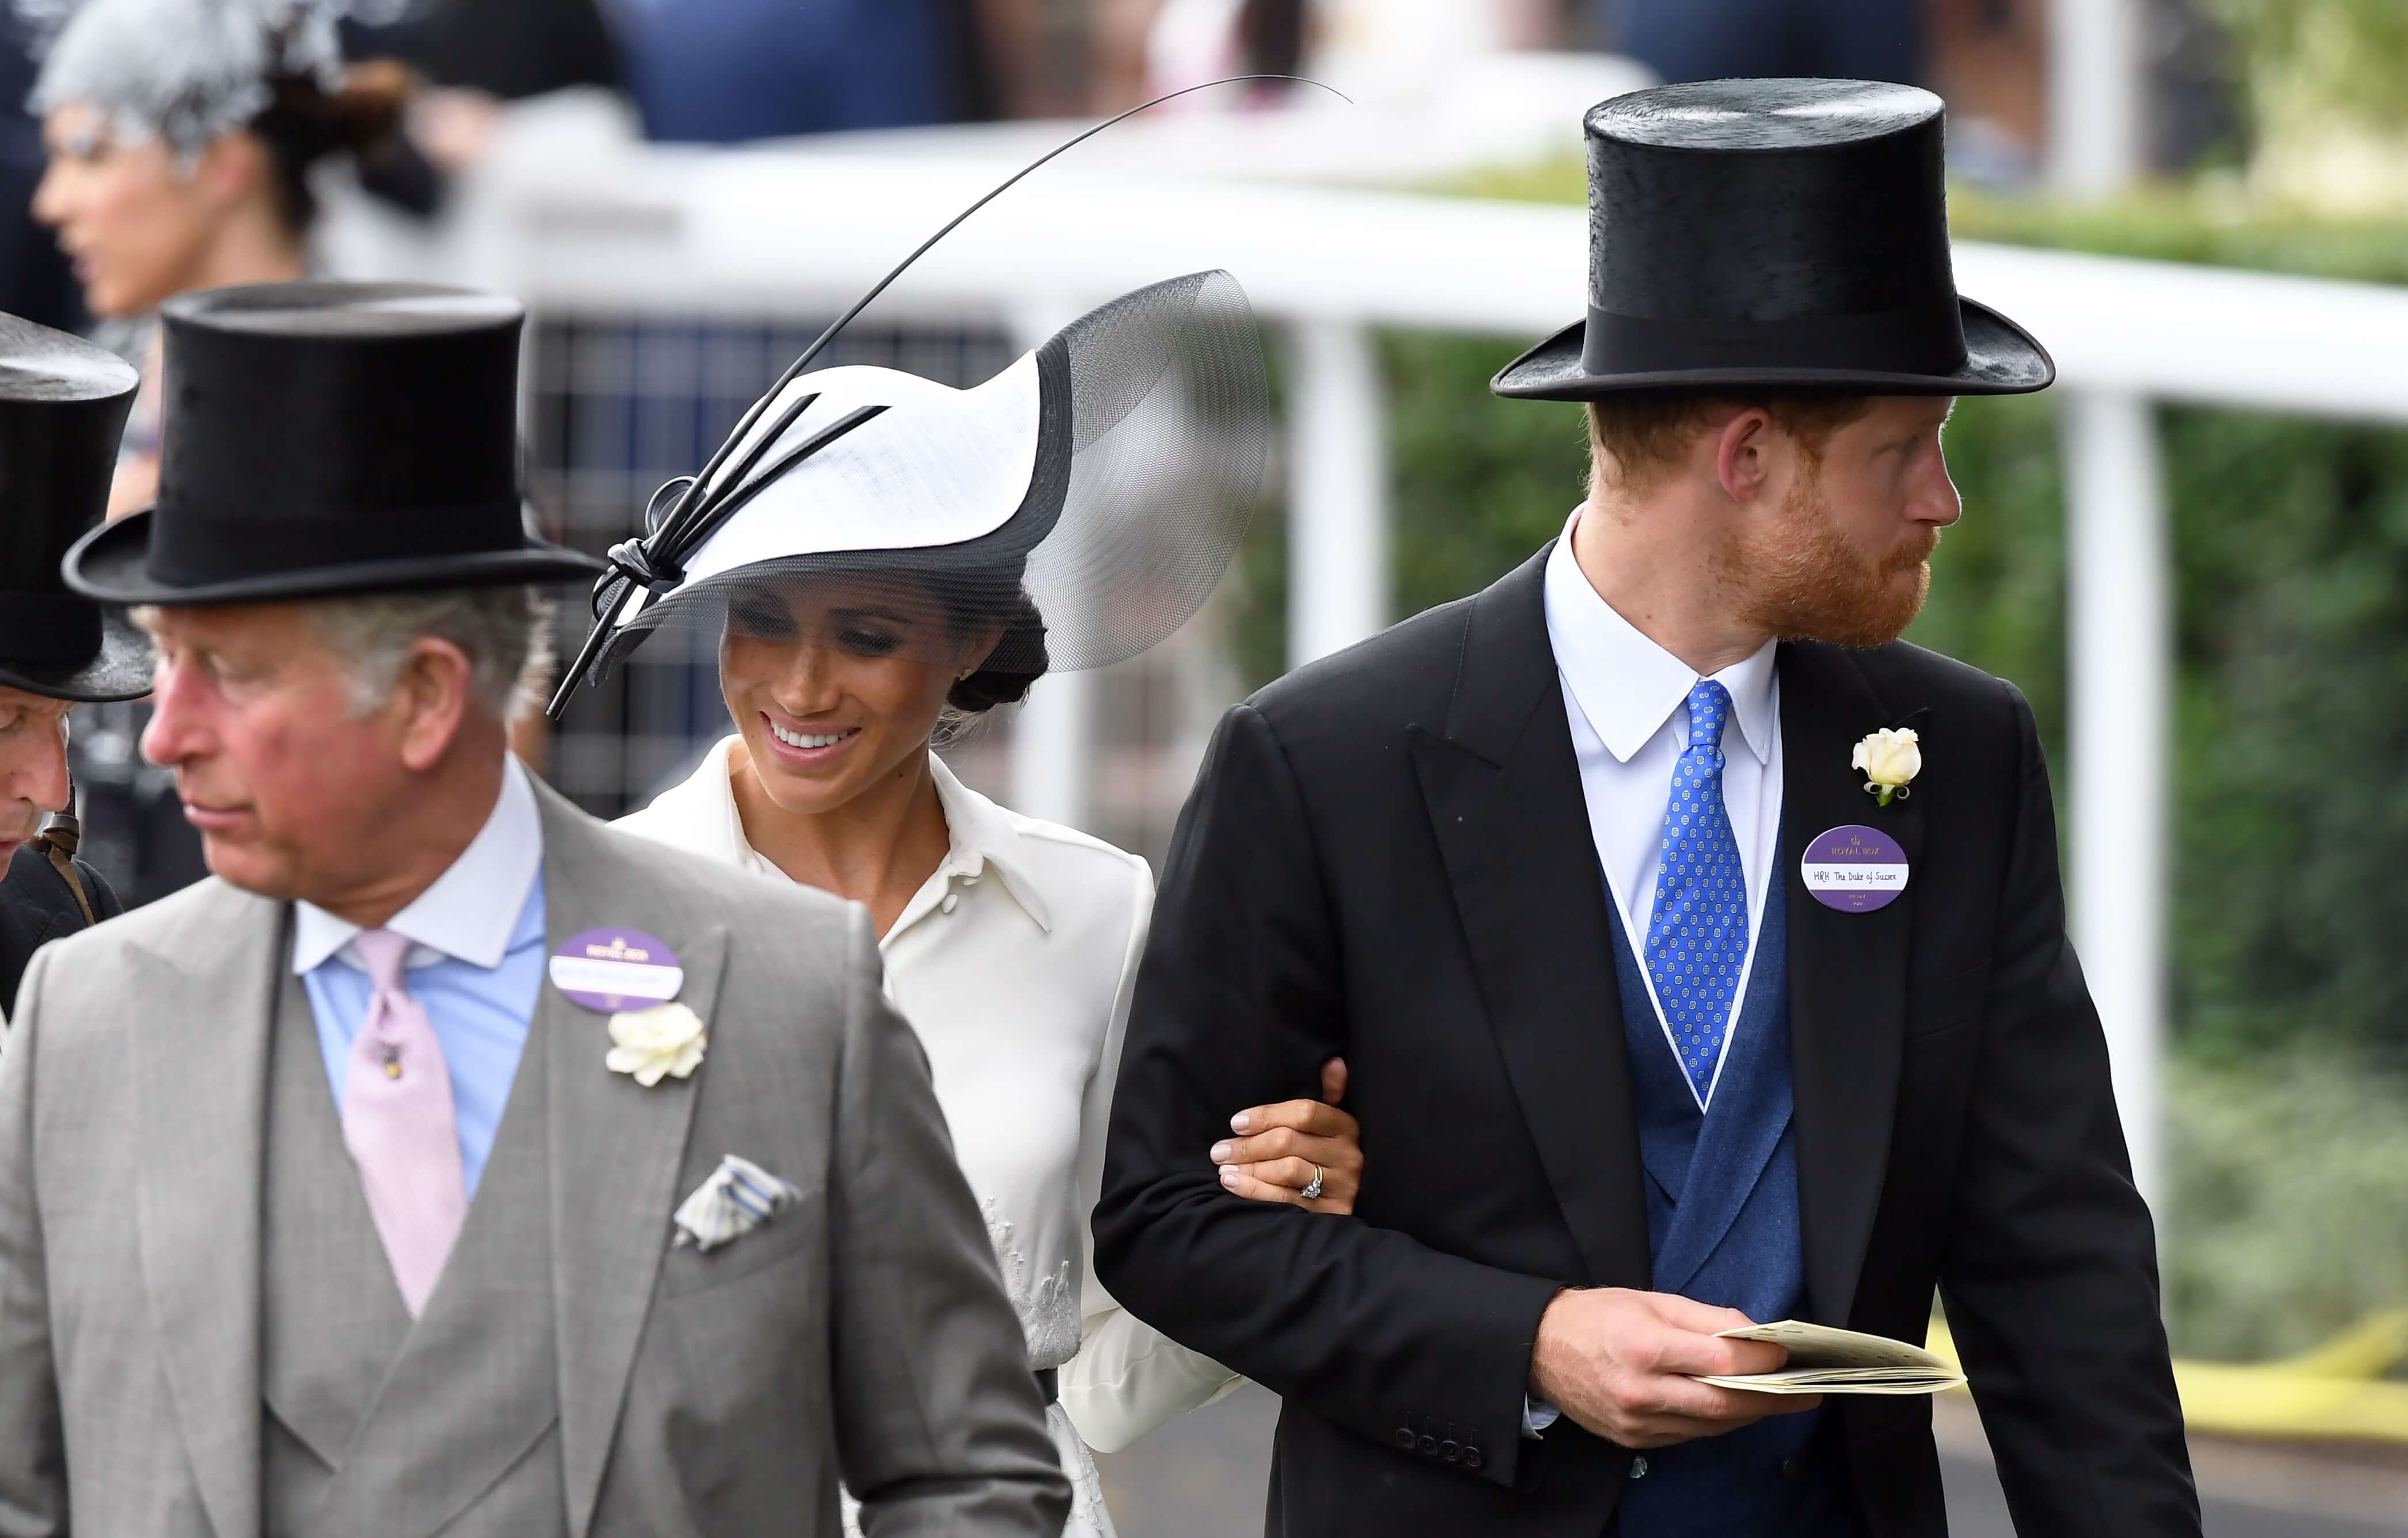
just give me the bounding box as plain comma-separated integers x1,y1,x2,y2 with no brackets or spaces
22,0,345,157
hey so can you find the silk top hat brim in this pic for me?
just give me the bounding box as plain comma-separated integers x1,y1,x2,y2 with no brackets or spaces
1494,78,2055,401
63,505,604,607
0,605,151,702
1492,296,2055,400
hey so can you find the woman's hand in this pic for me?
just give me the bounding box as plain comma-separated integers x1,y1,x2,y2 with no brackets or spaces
1211,1059,1362,1213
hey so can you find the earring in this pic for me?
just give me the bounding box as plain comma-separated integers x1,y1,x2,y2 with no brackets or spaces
957,668,973,681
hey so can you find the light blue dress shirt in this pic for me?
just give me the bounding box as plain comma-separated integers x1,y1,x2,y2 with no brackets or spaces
294,759,547,1200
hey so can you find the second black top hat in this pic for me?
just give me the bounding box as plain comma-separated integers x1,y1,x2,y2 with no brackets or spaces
0,312,147,702
64,281,602,606
1492,78,2054,400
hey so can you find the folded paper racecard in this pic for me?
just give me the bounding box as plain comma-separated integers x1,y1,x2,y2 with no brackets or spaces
1693,1320,1967,1396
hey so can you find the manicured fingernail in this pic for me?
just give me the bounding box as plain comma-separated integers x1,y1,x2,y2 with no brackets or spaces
1230,1112,1252,1133
1219,1166,1240,1186
1210,1142,1232,1162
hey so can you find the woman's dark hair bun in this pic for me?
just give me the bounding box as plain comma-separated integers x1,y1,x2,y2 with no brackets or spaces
260,60,409,159
254,59,441,229
947,589,1051,714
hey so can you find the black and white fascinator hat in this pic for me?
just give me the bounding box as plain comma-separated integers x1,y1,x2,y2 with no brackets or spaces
551,87,1290,719
21,0,341,155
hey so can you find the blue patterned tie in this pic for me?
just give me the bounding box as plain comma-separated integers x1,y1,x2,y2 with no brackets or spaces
1646,681,1748,1101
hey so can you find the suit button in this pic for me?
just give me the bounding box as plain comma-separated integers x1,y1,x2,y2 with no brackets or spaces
1629,1456,1649,1480
1394,1426,1415,1449
1464,1447,1484,1471
1417,1435,1438,1456
1782,1457,1802,1480
1439,1440,1460,1462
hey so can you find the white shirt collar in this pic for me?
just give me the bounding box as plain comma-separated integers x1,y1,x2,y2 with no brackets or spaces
924,752,1052,933
676,735,773,877
1542,509,1778,766
291,755,545,974
637,737,1053,934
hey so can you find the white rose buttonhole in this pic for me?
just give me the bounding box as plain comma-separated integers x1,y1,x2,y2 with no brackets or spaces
1851,727,1922,808
606,1001,708,1087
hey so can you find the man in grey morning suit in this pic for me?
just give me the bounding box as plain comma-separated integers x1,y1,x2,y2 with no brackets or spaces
0,283,1067,1537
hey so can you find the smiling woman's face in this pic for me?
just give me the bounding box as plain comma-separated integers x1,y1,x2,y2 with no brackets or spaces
718,575,986,818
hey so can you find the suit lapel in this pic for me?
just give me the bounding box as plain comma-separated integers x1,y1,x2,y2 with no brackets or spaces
132,883,277,1538
1412,550,1651,1289
1779,643,1925,1323
533,784,723,1538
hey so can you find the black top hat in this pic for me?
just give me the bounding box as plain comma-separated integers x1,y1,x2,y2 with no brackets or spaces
1492,78,2053,401
0,312,149,703
63,281,603,605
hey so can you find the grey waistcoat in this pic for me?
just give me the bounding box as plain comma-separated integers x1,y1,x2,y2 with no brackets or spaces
261,968,567,1538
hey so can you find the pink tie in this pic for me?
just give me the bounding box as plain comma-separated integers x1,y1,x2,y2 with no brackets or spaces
341,928,468,1317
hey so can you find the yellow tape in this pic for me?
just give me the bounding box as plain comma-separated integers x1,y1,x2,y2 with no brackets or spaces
1925,1312,2408,1446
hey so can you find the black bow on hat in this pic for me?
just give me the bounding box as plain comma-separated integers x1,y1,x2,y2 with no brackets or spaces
1493,78,2054,400
0,311,148,703
64,281,601,606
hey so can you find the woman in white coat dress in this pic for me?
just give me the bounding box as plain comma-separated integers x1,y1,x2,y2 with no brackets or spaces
585,272,1364,1536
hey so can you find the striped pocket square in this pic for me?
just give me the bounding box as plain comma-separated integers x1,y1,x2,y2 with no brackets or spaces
672,1154,801,1253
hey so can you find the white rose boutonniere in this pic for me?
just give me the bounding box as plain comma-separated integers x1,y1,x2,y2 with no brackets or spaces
605,1001,707,1086
1851,727,1921,807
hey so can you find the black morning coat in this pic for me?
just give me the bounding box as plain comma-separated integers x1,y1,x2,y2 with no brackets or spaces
1093,548,2199,1538
0,841,120,1017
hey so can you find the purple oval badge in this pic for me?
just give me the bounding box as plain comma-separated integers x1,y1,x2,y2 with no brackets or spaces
1801,825,1911,913
548,928,684,1012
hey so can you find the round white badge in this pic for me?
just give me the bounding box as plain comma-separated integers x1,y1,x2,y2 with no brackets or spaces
1800,824,1910,913
548,927,685,1012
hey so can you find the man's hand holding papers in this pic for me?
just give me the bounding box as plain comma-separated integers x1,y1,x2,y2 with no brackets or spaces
1692,1320,1967,1396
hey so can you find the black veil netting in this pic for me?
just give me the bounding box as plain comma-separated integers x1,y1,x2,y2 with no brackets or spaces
577,269,1269,689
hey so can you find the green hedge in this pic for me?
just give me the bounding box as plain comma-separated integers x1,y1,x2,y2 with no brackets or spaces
2166,1053,2408,1361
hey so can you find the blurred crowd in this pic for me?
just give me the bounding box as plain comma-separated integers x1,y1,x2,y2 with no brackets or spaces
0,0,2253,338
0,0,2230,911
0,0,2051,342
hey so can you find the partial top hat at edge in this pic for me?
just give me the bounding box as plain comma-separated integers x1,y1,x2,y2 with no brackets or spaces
0,311,148,703
63,281,604,607
1492,77,2055,400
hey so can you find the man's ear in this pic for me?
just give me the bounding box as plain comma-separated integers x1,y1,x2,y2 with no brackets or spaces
192,130,265,212
1713,408,1777,506
393,637,477,773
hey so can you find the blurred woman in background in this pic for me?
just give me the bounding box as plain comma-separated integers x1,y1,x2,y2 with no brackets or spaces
30,0,428,514
24,0,435,905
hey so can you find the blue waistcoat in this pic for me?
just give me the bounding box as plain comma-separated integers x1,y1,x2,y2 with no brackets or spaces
1604,875,1862,1537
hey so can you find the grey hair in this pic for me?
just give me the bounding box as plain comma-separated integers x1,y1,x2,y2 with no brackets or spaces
304,585,554,722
